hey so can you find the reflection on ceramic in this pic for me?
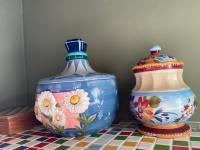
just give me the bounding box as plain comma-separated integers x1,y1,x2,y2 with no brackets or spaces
130,45,197,138
34,38,118,137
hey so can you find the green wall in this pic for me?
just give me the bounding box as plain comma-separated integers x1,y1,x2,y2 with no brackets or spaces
23,0,200,121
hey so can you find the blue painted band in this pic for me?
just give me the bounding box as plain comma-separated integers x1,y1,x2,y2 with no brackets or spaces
131,89,194,96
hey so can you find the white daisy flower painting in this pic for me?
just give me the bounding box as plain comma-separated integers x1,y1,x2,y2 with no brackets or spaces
52,109,66,128
37,91,57,116
64,89,90,114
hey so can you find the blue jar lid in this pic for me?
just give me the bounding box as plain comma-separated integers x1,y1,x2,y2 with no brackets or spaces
65,38,87,53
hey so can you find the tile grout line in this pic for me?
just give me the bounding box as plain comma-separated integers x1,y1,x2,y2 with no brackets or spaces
99,128,122,150
134,126,143,150
117,129,136,150
115,122,135,150
84,128,113,149
152,136,158,150
0,121,200,150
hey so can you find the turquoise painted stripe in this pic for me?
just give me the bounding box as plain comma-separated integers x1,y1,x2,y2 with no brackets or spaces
66,52,88,60
68,52,87,56
66,55,88,60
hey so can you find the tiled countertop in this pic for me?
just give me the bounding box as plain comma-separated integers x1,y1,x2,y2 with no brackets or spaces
0,122,200,150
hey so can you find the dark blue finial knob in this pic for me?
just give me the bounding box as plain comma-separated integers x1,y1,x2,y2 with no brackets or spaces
65,38,87,53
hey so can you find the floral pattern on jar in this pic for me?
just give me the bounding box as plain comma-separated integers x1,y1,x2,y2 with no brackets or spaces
35,89,97,135
130,89,196,125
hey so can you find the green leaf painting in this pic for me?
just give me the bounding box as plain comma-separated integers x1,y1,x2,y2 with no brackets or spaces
76,117,85,123
76,113,97,134
86,114,97,126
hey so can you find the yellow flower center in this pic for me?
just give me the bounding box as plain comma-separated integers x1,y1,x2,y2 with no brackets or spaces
55,114,61,121
70,95,80,105
43,98,50,107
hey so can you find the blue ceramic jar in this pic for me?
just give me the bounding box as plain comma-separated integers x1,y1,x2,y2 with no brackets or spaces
34,39,118,137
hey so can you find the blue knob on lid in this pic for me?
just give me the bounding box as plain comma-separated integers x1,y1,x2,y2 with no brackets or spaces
65,38,87,53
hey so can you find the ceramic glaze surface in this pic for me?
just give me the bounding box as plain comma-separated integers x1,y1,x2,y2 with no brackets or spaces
130,45,196,138
130,89,196,125
34,39,118,137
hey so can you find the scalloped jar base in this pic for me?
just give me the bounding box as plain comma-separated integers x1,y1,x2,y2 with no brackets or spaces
137,123,192,139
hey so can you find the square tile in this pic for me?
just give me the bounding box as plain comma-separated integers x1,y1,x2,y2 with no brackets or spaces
63,140,79,146
95,138,111,145
154,144,170,150
27,135,40,141
82,137,96,142
101,134,115,139
33,142,49,148
173,140,188,146
103,145,119,150
43,143,60,149
68,147,82,150
27,148,39,150
99,129,108,134
90,133,102,137
2,137,15,142
127,136,142,142
75,141,89,147
0,143,10,148
119,146,134,150
109,140,124,146
87,144,102,150
132,131,143,136
115,136,127,140
2,144,19,150
119,131,132,136
17,140,30,145
36,137,48,141
174,136,189,141
73,136,85,141
23,140,40,147
55,145,69,150
14,146,28,150
123,141,137,147
141,137,156,143
137,142,154,150
192,148,200,150
191,141,200,148
191,137,200,141
172,146,189,150
156,138,172,145
45,137,57,142
107,130,119,135
192,132,200,137
21,135,32,139
55,139,67,144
